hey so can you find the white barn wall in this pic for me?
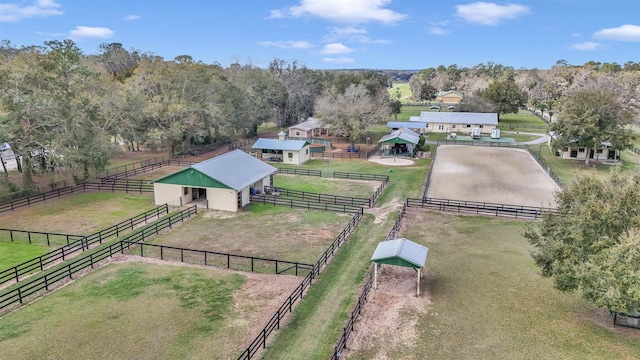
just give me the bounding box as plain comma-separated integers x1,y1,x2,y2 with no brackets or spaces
154,183,185,205
206,188,238,212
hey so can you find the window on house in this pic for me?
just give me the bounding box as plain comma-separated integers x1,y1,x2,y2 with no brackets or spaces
562,147,569,152
425,123,429,128
288,152,293,160
479,125,483,128
305,148,308,155
451,124,456,129
466,124,471,128
596,149,603,154
295,131,300,136
578,148,585,153
183,187,189,195
438,124,444,130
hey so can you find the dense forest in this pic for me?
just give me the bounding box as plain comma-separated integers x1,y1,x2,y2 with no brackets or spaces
1,39,639,191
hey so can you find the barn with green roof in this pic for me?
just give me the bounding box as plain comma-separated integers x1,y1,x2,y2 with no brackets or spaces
153,149,277,212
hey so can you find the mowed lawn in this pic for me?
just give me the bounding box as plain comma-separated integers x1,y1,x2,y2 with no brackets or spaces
345,210,640,359
0,242,49,270
145,203,354,265
274,175,379,199
0,192,155,237
0,261,302,360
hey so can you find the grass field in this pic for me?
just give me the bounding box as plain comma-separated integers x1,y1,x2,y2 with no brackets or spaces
0,261,302,359
145,204,353,265
274,175,379,198
343,210,640,359
0,242,50,270
0,192,155,238
388,82,413,102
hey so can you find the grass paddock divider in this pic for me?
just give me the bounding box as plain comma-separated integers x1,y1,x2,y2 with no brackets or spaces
238,207,364,360
0,205,197,314
407,197,555,219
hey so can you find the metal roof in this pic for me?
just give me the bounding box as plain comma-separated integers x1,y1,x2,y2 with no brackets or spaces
288,117,329,131
182,149,277,191
370,238,428,269
252,138,310,151
378,129,420,145
414,112,498,126
387,121,427,130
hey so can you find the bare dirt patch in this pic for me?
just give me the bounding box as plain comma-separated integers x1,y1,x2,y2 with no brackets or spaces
427,145,559,208
343,265,431,359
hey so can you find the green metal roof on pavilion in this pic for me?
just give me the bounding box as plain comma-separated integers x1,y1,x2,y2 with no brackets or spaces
378,129,420,145
370,238,428,269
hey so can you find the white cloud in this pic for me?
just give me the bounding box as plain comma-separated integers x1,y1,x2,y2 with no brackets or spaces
35,31,64,37
322,57,355,64
0,0,63,23
258,40,314,49
323,26,389,44
320,43,354,54
455,2,529,26
122,14,141,21
570,42,601,51
571,32,582,37
69,26,115,41
430,27,448,35
594,24,640,42
269,0,407,24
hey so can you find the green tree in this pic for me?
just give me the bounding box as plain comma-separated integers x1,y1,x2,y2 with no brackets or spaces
481,79,527,119
548,89,632,166
524,171,640,313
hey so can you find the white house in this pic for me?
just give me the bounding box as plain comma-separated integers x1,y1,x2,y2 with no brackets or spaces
288,117,330,138
153,150,278,212
411,112,498,134
252,132,311,165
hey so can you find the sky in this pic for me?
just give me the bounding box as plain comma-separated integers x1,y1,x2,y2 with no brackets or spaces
1,0,639,70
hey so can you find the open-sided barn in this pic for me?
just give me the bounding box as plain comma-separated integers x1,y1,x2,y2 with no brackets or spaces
153,150,278,211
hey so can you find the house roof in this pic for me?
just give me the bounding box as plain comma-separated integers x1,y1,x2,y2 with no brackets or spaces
387,121,427,130
155,149,277,191
288,117,330,131
435,90,463,97
370,238,428,269
414,112,498,126
252,138,310,151
378,129,420,145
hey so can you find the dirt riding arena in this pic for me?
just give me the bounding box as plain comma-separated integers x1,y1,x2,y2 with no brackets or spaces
426,145,559,208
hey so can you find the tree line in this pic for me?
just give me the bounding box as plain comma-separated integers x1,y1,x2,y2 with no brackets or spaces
0,40,391,189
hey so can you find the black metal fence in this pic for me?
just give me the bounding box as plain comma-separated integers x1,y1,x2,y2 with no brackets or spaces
333,172,389,182
436,140,531,148
127,242,314,276
525,148,564,188
0,204,170,286
0,205,197,313
331,201,407,359
369,178,389,205
276,167,322,177
0,229,84,247
407,197,555,219
627,145,640,155
263,186,371,207
99,159,193,181
250,194,361,213
238,207,364,359
311,152,362,159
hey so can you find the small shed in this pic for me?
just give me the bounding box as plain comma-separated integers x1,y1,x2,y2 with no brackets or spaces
153,149,277,212
370,238,428,295
288,117,330,138
252,133,310,165
377,128,420,156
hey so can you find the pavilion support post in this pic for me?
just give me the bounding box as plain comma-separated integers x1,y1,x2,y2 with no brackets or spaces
374,262,378,290
416,268,421,296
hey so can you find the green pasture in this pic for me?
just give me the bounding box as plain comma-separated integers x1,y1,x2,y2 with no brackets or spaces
0,192,155,241
274,175,379,199
0,262,288,360
388,82,413,102
0,242,49,270
344,210,640,359
145,204,353,265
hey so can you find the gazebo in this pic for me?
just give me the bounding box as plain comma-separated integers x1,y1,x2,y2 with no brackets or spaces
370,238,428,296
377,128,420,156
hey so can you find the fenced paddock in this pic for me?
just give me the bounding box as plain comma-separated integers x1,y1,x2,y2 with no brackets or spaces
426,145,560,208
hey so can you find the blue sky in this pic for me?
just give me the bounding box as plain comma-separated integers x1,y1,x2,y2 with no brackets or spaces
1,0,639,70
